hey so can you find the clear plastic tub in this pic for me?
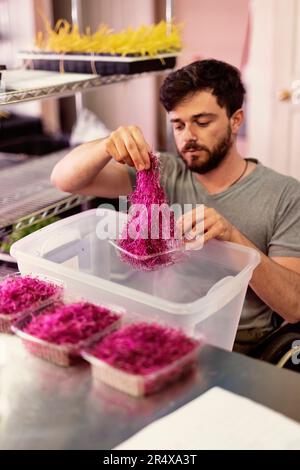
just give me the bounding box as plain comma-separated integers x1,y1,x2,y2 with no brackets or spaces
12,301,122,367
10,208,260,351
81,344,200,397
0,273,63,334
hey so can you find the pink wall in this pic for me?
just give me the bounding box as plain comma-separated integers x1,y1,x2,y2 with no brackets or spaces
173,0,250,155
81,0,157,147
174,0,250,69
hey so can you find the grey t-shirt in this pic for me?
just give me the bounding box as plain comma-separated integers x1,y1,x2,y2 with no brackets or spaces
127,152,300,341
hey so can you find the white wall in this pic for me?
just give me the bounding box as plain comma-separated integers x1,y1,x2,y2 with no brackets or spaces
247,0,300,178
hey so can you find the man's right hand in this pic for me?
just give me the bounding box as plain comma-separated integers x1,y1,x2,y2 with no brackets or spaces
104,125,151,171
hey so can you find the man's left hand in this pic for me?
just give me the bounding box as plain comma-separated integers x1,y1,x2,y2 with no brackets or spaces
176,205,236,248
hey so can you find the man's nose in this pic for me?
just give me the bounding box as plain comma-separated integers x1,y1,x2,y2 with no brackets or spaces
182,124,197,141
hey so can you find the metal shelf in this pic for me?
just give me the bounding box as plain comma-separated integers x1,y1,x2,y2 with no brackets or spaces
0,68,169,106
0,150,92,233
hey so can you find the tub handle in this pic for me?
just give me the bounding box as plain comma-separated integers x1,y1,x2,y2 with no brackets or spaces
207,276,235,295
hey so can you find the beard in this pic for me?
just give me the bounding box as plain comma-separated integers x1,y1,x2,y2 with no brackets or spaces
178,125,233,174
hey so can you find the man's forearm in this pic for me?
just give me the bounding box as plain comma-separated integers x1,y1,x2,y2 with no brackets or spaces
51,138,111,192
231,228,300,322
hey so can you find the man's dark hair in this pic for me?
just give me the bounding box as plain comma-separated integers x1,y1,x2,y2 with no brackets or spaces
159,59,246,117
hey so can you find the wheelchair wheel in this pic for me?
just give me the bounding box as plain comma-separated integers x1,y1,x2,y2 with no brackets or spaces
260,332,300,372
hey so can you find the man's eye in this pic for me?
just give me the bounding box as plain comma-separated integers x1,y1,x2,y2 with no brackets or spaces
197,121,210,127
174,125,184,131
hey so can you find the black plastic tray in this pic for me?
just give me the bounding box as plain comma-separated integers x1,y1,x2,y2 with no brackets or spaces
0,134,69,156
19,52,177,76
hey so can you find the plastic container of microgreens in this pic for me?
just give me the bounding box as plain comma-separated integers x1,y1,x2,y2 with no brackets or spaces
11,299,123,367
0,273,64,334
10,208,260,351
81,322,201,397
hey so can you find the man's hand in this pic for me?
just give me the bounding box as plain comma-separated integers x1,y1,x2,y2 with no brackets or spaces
201,206,235,243
105,125,151,171
176,205,236,247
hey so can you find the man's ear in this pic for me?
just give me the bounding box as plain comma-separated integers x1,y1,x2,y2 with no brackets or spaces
230,108,244,135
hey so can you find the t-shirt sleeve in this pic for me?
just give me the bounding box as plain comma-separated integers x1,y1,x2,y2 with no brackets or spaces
268,178,300,258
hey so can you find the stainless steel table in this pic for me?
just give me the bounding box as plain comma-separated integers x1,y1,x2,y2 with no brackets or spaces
1,335,300,450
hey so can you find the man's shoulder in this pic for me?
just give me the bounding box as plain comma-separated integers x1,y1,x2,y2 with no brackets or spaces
256,161,300,203
157,151,185,174
259,162,300,187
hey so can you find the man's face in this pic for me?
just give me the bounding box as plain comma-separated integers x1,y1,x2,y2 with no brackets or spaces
170,90,234,174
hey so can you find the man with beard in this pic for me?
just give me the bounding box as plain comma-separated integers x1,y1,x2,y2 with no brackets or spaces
51,59,300,354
